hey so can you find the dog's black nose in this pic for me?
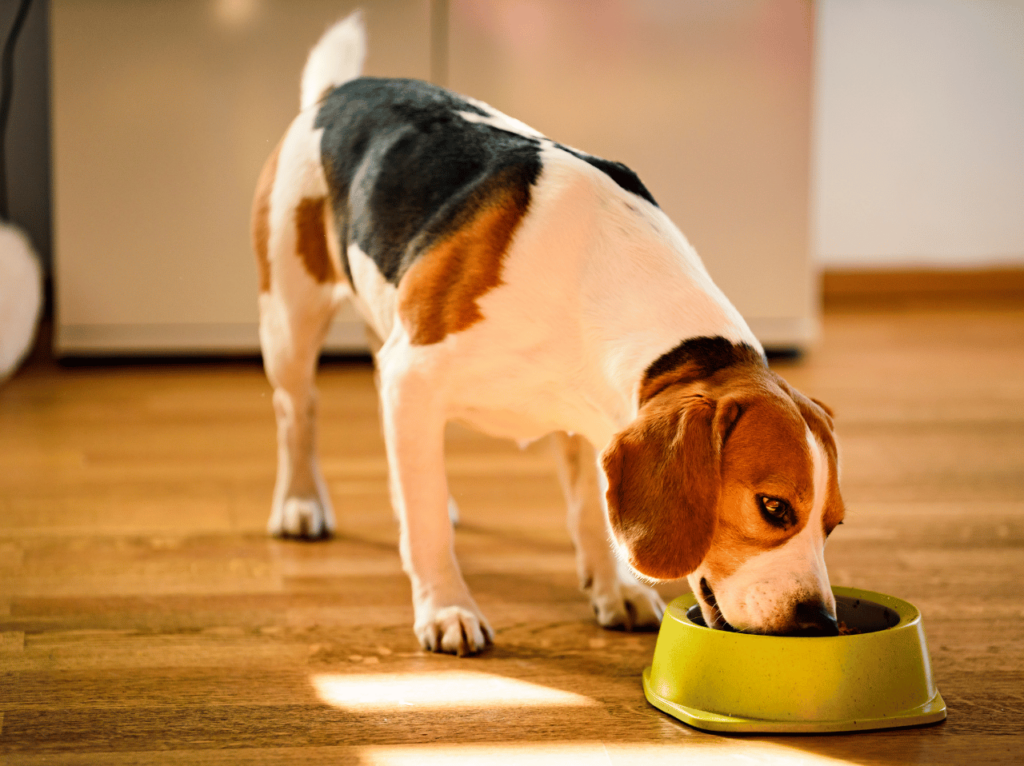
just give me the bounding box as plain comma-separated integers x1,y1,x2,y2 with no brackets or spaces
793,601,840,636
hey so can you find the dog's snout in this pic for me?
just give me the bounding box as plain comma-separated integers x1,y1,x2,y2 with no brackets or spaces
793,600,840,636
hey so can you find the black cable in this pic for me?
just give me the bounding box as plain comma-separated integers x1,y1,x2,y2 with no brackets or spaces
0,0,33,221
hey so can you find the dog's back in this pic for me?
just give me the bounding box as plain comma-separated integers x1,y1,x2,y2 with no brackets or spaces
315,76,542,328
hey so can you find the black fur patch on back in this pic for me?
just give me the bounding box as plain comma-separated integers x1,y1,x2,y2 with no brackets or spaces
559,146,658,207
644,336,765,387
315,78,542,288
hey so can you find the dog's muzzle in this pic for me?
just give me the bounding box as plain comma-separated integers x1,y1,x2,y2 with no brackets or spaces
791,600,840,636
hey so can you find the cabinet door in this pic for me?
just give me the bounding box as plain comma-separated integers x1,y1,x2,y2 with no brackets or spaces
52,0,431,355
448,0,816,349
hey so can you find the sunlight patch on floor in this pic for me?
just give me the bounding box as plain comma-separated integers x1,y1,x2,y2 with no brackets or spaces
357,742,857,766
311,670,598,711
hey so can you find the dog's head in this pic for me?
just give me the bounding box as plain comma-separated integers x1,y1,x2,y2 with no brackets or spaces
601,339,845,635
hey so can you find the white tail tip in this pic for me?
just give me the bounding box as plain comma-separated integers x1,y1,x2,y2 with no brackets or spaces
300,9,367,111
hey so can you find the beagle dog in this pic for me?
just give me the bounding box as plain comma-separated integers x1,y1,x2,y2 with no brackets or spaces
252,12,846,655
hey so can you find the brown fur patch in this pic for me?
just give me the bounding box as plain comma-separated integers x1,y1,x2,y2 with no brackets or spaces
701,391,813,582
772,374,847,536
251,139,283,293
397,167,532,345
821,469,846,536
603,385,721,581
295,196,337,284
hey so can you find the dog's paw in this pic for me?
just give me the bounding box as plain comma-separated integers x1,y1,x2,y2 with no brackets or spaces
590,578,665,632
268,497,335,540
415,604,494,656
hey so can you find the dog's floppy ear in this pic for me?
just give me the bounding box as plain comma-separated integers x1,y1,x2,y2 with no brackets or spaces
771,371,835,431
602,390,732,581
810,397,834,419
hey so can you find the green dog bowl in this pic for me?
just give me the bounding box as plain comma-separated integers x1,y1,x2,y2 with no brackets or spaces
643,586,946,733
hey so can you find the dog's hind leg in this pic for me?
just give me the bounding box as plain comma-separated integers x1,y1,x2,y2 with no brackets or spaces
259,285,340,540
253,116,345,540
553,431,665,630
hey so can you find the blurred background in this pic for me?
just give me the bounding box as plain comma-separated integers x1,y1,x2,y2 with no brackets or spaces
4,0,1024,357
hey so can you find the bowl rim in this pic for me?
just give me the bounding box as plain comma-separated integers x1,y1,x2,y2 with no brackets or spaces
669,585,921,640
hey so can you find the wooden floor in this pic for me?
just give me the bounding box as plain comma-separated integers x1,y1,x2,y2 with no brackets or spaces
2,304,1023,765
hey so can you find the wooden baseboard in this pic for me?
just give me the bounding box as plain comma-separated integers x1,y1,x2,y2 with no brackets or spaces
822,266,1024,307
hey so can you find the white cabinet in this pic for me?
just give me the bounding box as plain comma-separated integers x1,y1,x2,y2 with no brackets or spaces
52,1,816,355
52,0,431,354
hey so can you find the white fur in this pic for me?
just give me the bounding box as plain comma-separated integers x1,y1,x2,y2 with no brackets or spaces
300,10,367,111
0,223,42,383
441,144,759,449
689,428,835,633
457,107,545,140
346,242,395,341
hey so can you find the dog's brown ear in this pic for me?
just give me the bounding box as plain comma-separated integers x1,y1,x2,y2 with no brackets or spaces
810,397,834,419
772,372,836,431
602,392,722,581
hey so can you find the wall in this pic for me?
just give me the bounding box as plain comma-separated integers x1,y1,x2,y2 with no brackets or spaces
813,0,1024,269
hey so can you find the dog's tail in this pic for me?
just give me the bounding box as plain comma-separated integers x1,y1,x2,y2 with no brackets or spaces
300,10,367,111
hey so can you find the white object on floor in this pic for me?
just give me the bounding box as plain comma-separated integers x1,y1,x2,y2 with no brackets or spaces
0,221,42,381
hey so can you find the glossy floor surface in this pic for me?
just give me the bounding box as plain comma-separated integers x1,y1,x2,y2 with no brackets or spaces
2,304,1022,764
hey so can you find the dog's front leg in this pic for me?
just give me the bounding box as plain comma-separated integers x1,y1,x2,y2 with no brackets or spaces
553,432,665,630
367,325,462,528
377,349,493,655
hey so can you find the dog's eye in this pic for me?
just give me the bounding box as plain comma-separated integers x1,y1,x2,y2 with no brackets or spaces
758,495,793,527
